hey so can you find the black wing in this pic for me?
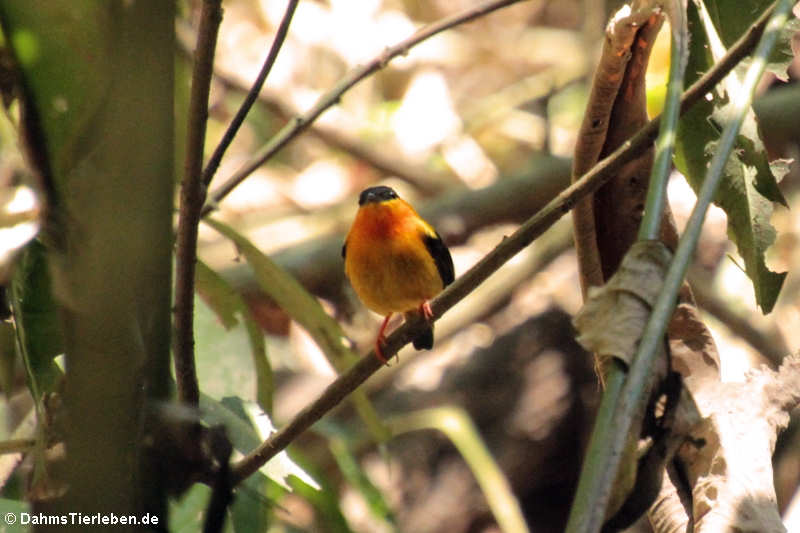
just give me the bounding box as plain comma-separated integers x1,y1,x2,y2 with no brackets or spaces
342,241,347,259
423,233,454,287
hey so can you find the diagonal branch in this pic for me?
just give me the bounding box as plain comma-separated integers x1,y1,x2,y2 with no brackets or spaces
201,0,299,187
200,0,529,216
227,0,776,486
173,0,224,406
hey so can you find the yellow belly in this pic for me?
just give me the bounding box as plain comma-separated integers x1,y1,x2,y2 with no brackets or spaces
345,235,443,316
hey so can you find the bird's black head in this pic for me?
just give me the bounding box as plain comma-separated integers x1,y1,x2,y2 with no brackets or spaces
358,186,399,206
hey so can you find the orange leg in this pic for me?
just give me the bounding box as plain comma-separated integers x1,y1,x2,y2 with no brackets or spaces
374,313,392,365
420,300,434,321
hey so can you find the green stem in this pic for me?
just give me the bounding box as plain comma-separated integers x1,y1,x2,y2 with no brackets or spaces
389,407,530,533
638,4,688,242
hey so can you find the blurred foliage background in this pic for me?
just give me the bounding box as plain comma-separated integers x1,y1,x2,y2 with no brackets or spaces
1,0,800,531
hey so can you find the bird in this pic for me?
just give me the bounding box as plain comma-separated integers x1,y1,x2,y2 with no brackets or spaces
343,185,455,363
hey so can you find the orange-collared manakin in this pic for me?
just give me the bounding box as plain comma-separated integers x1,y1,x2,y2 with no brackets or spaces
343,186,455,363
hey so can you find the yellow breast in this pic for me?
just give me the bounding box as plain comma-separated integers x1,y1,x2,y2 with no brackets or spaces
344,201,443,316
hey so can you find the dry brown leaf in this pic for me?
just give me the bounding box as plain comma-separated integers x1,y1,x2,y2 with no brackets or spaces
573,240,672,367
684,355,800,533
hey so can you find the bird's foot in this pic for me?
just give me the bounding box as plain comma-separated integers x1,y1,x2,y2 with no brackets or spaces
374,313,394,366
420,300,434,322
374,335,390,365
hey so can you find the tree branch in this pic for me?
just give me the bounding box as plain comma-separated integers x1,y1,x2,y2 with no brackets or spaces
173,0,223,406
228,0,775,486
201,0,299,187
200,0,530,216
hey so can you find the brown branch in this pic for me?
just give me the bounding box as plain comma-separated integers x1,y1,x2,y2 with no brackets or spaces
173,0,223,406
228,0,774,486
201,0,299,187
200,0,530,216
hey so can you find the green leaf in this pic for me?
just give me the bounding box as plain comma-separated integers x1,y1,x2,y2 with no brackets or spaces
204,218,391,443
0,1,112,179
10,240,63,397
204,218,355,369
242,313,272,416
199,393,319,492
170,483,226,533
196,261,272,412
0,497,29,532
286,451,354,533
674,2,788,313
329,436,395,525
196,260,241,330
389,407,529,533
0,321,16,396
703,0,797,80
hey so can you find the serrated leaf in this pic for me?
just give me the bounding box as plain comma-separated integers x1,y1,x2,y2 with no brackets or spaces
674,2,788,313
711,135,787,311
703,0,797,80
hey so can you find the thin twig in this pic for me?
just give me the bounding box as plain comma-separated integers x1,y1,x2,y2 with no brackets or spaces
173,0,223,406
228,0,776,486
200,0,529,216
201,0,299,187
209,68,453,193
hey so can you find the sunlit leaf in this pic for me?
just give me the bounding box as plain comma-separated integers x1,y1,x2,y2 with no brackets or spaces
703,0,797,80
0,185,39,283
674,2,789,313
241,400,320,492
199,393,319,492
